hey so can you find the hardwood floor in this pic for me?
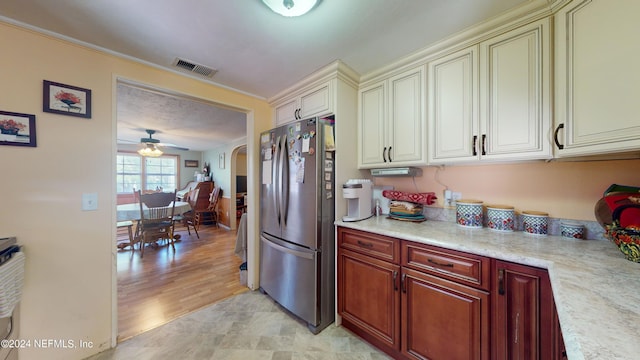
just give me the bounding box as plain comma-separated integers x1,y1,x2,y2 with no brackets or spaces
116,222,248,342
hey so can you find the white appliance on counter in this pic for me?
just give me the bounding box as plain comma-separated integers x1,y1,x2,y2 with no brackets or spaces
342,179,373,222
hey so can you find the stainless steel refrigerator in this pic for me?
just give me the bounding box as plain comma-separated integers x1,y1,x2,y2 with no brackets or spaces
259,116,335,334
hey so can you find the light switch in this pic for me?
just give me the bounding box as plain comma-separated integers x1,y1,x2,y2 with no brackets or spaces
82,193,98,211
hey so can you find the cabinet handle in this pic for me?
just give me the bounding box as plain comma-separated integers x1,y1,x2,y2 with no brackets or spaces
294,108,298,119
356,240,374,248
427,258,454,268
388,146,392,162
481,134,487,156
498,269,505,295
401,273,407,293
393,271,398,291
383,147,388,162
554,123,565,150
472,135,478,156
515,312,520,344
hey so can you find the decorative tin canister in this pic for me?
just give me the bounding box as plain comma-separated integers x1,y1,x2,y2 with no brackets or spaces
561,221,585,239
486,205,515,232
456,200,484,228
521,211,549,236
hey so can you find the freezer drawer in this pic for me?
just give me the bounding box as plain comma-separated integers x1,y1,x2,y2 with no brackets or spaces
259,234,318,326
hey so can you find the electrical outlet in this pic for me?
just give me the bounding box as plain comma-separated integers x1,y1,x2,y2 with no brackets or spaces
452,192,462,206
444,190,453,207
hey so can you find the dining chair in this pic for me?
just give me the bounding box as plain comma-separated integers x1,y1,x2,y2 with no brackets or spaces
196,186,222,229
173,188,200,239
137,189,177,258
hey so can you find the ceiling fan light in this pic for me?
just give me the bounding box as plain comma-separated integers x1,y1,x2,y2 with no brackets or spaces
138,143,163,157
262,0,321,17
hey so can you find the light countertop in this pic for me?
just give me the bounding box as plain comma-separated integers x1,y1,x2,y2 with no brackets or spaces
336,217,640,360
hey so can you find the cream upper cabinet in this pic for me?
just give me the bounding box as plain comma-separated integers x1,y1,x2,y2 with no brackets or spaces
274,81,332,126
429,19,551,164
428,46,479,163
554,0,640,157
358,66,427,168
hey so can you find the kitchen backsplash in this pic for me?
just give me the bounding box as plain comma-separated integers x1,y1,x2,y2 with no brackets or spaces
423,206,606,241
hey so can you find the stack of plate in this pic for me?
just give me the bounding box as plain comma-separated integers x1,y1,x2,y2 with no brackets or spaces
388,201,426,222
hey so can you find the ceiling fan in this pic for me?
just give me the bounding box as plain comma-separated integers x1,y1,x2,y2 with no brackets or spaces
119,129,190,156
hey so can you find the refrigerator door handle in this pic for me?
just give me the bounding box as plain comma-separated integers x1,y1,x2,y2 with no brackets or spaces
261,236,314,260
273,135,282,224
281,135,290,226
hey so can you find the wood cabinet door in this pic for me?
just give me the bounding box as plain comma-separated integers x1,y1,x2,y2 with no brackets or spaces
428,46,479,164
338,248,401,351
493,260,554,360
401,268,490,360
479,19,551,161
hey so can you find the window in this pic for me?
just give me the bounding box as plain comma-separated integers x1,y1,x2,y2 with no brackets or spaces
116,153,178,194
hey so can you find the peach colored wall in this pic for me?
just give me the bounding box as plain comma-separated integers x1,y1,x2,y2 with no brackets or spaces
0,21,271,360
373,159,640,221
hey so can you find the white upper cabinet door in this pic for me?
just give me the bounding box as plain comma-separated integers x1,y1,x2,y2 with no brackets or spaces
275,98,299,126
358,81,387,168
428,46,479,164
480,18,551,161
555,0,640,157
388,66,427,165
358,66,427,168
274,81,333,126
299,82,332,119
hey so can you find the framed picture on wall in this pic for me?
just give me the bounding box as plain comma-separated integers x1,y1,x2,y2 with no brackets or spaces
43,80,92,118
0,110,37,147
185,160,199,168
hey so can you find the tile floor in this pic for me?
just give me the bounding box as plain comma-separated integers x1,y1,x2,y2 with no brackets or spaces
86,291,391,360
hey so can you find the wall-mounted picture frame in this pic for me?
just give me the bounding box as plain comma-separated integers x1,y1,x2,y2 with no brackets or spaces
185,160,199,168
0,110,37,148
43,80,92,118
219,152,225,169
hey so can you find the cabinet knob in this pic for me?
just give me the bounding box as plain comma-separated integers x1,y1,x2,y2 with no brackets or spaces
498,268,505,295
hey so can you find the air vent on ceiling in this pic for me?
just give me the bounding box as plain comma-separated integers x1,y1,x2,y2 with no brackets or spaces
173,58,217,78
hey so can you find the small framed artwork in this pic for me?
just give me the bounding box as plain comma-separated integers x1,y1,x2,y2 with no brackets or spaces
185,160,199,168
0,110,37,147
43,80,92,118
219,153,225,169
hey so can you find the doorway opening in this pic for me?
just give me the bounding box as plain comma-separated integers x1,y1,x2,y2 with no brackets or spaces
115,79,249,342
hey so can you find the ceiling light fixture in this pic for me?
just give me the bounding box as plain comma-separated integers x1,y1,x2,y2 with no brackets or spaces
138,143,163,157
262,0,321,17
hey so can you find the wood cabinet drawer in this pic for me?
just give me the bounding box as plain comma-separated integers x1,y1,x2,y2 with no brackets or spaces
338,227,400,264
402,241,490,290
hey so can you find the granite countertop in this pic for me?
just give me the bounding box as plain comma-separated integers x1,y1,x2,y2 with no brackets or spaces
335,217,640,360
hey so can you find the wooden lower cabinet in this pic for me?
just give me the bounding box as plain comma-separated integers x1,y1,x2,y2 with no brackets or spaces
402,268,489,360
338,248,401,351
492,260,556,360
338,227,564,360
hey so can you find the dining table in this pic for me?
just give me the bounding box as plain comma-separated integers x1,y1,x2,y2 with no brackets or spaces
116,201,191,222
116,201,192,250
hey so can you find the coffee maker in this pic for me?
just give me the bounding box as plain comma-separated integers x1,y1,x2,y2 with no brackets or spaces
342,179,373,222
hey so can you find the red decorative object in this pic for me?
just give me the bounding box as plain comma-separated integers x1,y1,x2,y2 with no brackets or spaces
382,190,437,205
